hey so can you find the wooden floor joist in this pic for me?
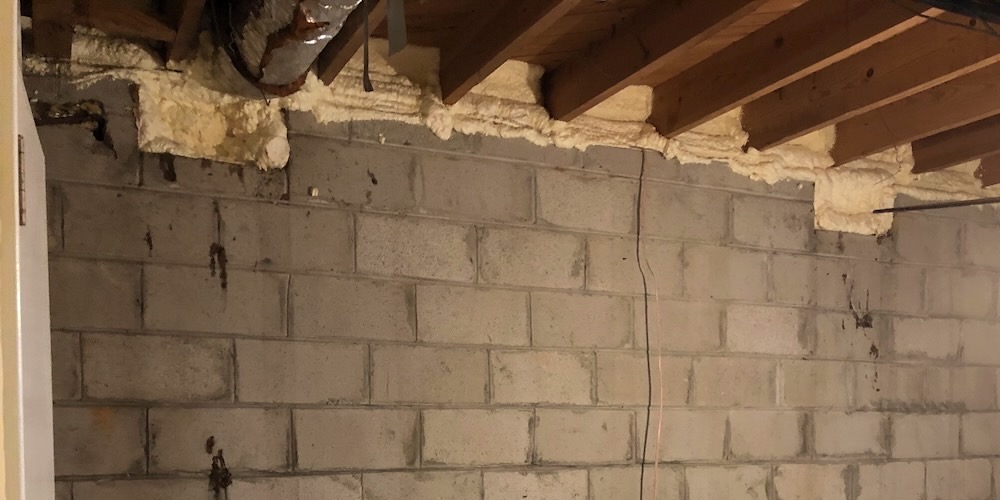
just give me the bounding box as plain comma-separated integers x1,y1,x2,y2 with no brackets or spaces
439,0,580,105
164,0,206,61
832,62,1000,166
32,0,75,59
77,0,177,43
977,154,1000,187
911,114,1000,174
647,0,933,138
316,0,388,85
743,14,1000,151
543,0,768,122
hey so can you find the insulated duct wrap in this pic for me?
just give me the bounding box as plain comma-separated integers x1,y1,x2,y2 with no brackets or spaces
230,0,362,95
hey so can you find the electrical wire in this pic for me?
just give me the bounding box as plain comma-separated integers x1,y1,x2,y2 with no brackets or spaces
636,153,653,500
889,0,1000,39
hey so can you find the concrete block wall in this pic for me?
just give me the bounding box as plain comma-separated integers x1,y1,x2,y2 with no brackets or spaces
33,76,1000,500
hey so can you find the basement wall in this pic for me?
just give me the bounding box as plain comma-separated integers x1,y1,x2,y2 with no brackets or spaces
37,76,1000,500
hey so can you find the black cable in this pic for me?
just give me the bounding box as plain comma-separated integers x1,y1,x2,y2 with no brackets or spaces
890,0,1000,39
636,152,652,500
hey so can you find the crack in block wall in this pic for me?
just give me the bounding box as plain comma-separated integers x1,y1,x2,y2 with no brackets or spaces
37,76,1000,500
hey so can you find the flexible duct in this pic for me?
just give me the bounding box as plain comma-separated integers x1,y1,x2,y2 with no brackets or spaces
228,0,362,96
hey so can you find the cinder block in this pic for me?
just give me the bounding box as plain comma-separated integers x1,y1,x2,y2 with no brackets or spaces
589,466,683,500
48,184,63,252
780,360,854,408
82,333,231,401
964,222,1000,268
372,345,487,404
39,115,142,186
357,215,476,282
814,411,887,456
531,292,632,348
218,202,353,272
926,268,994,319
55,482,71,500
926,459,991,500
855,364,926,410
534,409,633,464
143,156,288,200
144,265,287,336
350,121,480,154
586,236,682,296
686,465,769,500
962,413,1000,455
73,479,207,500
149,408,289,473
635,300,723,352
480,227,585,289
950,367,996,410
291,276,413,340
491,351,593,405
640,409,727,461
726,305,808,355
25,76,135,115
421,155,533,223
815,230,887,261
295,409,418,470
683,244,768,302
891,413,959,459
961,320,1000,364
236,340,366,404
229,475,361,500
672,160,814,201
893,214,961,265
51,331,80,400
773,464,847,500
733,196,813,251
692,357,776,407
288,136,416,210
61,185,215,262
53,406,145,476
483,470,587,500
286,111,350,139
878,265,925,315
596,352,690,406
641,183,730,242
815,311,886,361
49,258,140,330
771,254,850,308
362,471,481,500
536,170,635,233
416,285,528,345
892,317,960,360
422,409,531,465
729,410,803,460
857,462,924,500
581,145,643,177
479,136,581,167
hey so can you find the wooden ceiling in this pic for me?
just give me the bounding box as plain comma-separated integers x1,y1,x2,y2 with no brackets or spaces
26,0,1000,187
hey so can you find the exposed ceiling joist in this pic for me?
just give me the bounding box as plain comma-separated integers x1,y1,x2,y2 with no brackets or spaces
32,0,74,58
647,0,933,137
977,154,1000,187
439,0,580,105
911,114,1000,174
77,0,177,43
164,0,206,61
743,14,1000,151
831,62,1000,166
543,0,769,122
316,0,388,85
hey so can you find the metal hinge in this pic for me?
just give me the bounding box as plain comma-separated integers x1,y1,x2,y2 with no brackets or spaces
17,135,25,227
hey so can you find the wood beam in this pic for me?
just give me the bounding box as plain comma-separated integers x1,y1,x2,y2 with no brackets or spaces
911,114,1000,174
832,62,1000,166
76,0,177,42
439,0,580,105
647,0,933,137
976,154,1000,187
316,0,387,85
744,14,1000,151
164,0,207,61
543,0,768,122
32,0,74,58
